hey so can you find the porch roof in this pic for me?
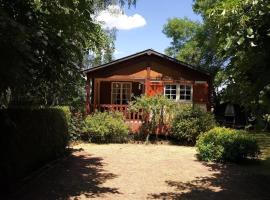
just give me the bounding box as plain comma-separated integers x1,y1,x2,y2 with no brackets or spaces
83,49,211,77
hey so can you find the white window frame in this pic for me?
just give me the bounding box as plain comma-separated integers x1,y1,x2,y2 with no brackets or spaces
164,84,177,100
179,84,193,102
164,83,193,102
111,82,132,105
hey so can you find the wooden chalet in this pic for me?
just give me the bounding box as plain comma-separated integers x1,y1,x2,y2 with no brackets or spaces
84,49,212,131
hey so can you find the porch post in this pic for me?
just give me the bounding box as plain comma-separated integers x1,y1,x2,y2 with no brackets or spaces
86,75,90,114
92,79,100,111
145,66,151,96
93,79,97,111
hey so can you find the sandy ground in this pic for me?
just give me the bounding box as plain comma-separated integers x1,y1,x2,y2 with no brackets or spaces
13,143,270,200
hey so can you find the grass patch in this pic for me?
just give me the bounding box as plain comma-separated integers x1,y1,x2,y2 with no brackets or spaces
250,131,270,159
247,131,270,175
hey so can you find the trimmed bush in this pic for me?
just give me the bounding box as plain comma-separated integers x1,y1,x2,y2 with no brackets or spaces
55,106,86,141
83,111,129,143
171,106,216,145
196,127,260,162
0,108,68,191
68,112,86,141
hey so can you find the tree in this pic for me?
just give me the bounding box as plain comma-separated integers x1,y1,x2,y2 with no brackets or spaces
0,0,135,108
197,0,270,117
164,0,270,125
83,28,117,69
163,17,223,73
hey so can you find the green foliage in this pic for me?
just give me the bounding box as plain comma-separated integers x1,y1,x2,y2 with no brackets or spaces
83,111,129,143
129,95,175,139
163,17,201,59
171,105,216,145
196,127,260,162
55,106,86,141
69,112,86,141
163,17,223,73
164,0,270,124
194,0,270,119
54,106,72,122
0,0,135,107
0,108,68,189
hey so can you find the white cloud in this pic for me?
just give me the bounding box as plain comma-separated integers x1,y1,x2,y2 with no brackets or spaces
96,5,146,30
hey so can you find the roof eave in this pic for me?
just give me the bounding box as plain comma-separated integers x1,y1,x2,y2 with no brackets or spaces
83,49,211,77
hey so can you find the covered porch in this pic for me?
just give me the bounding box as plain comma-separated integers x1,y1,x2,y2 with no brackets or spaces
86,75,152,121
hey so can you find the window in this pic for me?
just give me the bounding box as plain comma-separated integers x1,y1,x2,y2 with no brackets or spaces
180,85,192,101
164,84,192,101
164,85,177,100
111,82,132,104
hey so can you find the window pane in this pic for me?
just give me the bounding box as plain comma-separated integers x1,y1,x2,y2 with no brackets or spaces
165,85,171,90
180,95,185,100
165,90,170,95
171,90,176,95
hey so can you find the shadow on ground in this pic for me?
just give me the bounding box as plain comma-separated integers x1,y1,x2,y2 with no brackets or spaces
11,150,120,200
148,160,270,200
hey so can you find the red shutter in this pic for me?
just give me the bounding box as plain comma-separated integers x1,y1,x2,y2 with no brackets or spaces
193,83,208,103
149,82,164,96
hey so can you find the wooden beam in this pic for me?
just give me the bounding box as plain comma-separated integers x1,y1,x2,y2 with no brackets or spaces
145,66,151,96
86,75,90,114
93,79,98,111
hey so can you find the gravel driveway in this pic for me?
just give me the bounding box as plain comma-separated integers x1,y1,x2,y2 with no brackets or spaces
14,143,270,200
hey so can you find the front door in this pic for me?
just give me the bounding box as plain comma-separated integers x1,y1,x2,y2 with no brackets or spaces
111,82,132,105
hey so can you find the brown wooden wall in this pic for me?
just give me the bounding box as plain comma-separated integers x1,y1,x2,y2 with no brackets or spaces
87,54,212,110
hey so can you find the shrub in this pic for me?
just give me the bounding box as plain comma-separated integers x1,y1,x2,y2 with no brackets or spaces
83,111,129,143
0,107,68,191
69,112,86,141
171,105,216,145
55,106,72,122
55,106,86,141
196,127,260,162
129,95,175,141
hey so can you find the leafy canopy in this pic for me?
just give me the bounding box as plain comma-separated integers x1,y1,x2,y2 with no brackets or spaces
164,0,270,119
163,17,223,73
0,0,135,108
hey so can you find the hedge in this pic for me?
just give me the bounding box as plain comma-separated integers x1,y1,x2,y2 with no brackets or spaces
171,106,216,145
0,107,68,192
196,127,260,162
83,111,129,143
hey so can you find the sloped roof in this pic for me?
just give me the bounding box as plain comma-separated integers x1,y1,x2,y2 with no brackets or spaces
83,49,210,76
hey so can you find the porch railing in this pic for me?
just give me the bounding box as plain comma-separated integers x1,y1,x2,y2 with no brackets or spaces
93,104,144,121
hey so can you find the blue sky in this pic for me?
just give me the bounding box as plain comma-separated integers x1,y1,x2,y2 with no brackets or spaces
112,0,201,58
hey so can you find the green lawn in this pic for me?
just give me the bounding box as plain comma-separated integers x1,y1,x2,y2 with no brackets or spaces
251,131,270,159
249,131,270,175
